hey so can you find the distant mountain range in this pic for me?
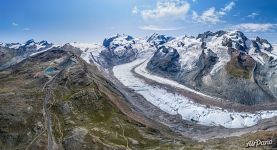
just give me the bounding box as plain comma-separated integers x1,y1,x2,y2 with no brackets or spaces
0,39,54,70
1,31,277,105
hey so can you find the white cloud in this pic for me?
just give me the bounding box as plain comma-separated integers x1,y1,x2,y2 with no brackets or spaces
192,1,235,24
132,6,139,14
192,7,220,24
12,22,18,27
247,12,259,18
221,1,235,12
141,1,190,20
23,28,31,31
232,23,277,32
139,25,183,31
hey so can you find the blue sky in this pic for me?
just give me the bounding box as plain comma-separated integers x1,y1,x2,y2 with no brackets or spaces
0,0,277,43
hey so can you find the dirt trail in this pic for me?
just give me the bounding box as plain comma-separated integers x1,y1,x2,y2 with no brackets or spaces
42,73,61,150
41,55,73,150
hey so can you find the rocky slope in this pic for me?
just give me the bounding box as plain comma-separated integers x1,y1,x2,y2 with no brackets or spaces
146,30,277,105
0,46,193,149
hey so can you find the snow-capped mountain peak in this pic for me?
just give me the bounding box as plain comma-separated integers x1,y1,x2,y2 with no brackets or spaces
24,39,35,46
2,39,53,51
255,36,273,52
147,33,174,46
103,34,134,48
38,40,51,46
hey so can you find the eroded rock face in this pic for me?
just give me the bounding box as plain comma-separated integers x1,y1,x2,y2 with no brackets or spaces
208,48,272,105
226,48,256,79
146,46,181,76
100,34,138,67
193,49,219,85
254,55,277,100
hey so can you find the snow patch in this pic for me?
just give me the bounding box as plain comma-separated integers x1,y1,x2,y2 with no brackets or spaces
70,42,104,64
30,45,56,56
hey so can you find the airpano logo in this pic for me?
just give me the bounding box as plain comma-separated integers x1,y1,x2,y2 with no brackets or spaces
246,139,273,147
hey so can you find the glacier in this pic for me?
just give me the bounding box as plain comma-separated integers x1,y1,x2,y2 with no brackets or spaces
113,58,277,128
